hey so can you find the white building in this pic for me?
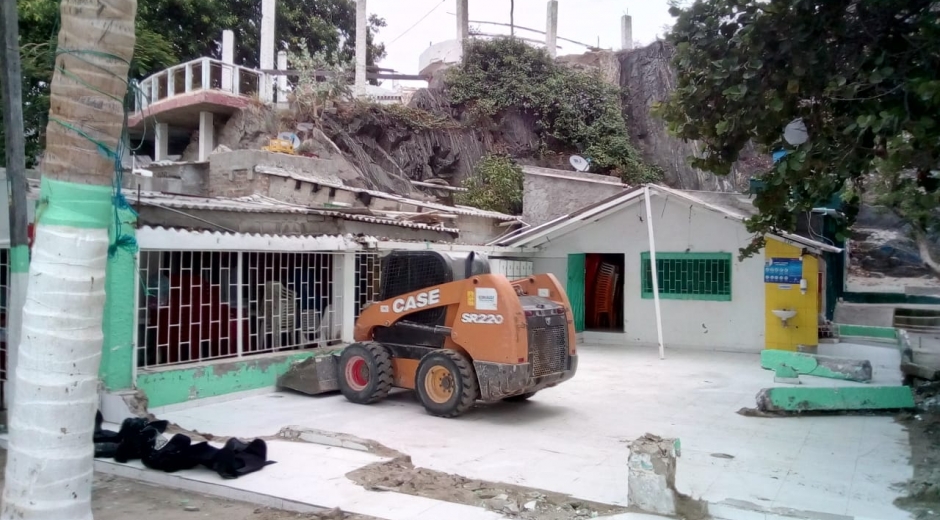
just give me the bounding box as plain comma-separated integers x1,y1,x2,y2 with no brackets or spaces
497,185,840,353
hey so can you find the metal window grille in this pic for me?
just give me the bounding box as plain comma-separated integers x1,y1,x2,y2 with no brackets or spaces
354,253,381,319
640,252,732,301
0,248,8,410
137,250,341,369
491,259,534,280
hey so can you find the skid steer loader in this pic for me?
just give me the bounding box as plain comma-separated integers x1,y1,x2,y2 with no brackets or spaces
338,250,578,417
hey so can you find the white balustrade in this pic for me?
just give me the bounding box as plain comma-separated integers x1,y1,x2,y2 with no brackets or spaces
134,57,269,113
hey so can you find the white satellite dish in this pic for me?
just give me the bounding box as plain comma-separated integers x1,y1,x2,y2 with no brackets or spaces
278,132,302,150
783,119,809,146
569,155,590,172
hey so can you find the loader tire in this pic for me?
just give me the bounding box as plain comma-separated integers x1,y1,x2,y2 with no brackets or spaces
416,350,478,418
338,342,393,405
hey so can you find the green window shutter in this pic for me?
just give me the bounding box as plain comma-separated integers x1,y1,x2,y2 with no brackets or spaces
641,252,732,301
566,254,586,332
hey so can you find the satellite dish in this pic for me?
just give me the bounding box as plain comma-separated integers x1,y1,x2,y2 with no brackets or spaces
569,155,590,172
783,119,808,146
278,132,301,150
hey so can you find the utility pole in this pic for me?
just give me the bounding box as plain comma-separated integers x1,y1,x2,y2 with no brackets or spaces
510,0,515,36
0,0,30,413
355,0,367,97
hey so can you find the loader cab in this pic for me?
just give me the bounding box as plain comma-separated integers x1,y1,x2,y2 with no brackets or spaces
373,250,490,348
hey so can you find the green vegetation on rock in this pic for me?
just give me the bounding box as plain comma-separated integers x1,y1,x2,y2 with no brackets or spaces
446,38,660,185
456,154,524,215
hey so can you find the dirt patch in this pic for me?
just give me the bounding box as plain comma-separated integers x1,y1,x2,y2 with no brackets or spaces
346,456,629,520
0,450,376,520
896,381,940,520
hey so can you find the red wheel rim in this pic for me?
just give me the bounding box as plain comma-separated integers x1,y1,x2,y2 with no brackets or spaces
345,356,369,391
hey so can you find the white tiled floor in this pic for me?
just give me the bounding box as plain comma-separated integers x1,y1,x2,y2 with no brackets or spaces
159,343,914,520
98,440,508,520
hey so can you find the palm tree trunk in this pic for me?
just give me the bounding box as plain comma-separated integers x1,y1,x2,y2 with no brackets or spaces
1,0,137,518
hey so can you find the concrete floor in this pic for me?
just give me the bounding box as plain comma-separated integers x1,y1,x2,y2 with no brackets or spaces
159,344,914,520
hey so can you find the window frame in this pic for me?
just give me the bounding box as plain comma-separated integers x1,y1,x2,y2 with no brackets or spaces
640,252,733,302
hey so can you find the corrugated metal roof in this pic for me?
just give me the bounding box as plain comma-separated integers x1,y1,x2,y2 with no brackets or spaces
499,184,841,254
138,191,461,234
255,165,521,221
137,226,369,251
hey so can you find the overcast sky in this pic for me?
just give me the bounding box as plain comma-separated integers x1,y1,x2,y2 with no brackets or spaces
368,0,675,84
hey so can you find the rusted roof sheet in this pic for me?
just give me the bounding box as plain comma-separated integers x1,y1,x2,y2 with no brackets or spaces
137,191,461,234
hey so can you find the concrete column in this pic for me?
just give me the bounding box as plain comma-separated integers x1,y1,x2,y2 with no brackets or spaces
154,123,169,162
336,252,357,343
354,0,368,98
456,0,469,43
628,434,681,516
260,0,276,101
546,0,558,58
277,50,288,108
621,10,634,50
198,111,214,162
221,30,235,92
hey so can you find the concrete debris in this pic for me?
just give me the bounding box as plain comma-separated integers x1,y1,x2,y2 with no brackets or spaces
626,434,707,519
627,434,679,516
760,350,873,383
902,362,940,382
756,386,916,412
346,456,626,520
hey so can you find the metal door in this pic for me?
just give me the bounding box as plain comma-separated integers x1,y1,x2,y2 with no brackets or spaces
567,254,586,332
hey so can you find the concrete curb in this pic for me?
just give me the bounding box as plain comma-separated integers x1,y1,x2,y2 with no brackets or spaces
0,437,333,516
95,459,332,515
708,499,881,520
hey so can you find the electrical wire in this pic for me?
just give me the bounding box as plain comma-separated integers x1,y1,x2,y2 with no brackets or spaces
387,0,447,45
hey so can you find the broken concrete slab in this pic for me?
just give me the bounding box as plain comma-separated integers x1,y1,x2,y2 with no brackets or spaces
901,361,940,381
756,386,915,412
277,354,341,395
760,350,873,383
627,434,679,516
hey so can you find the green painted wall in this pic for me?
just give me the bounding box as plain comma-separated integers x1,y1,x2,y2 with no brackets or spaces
99,205,137,390
837,324,898,340
137,352,318,408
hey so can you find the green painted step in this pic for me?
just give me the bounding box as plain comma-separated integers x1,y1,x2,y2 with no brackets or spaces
837,324,898,340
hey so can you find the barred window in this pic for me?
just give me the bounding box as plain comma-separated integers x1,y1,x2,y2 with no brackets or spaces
641,252,732,301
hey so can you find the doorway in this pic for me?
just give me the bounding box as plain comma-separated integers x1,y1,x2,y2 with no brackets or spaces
585,253,625,332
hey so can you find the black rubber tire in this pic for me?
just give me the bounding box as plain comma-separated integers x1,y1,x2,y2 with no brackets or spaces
503,392,537,402
415,350,479,418
338,342,393,405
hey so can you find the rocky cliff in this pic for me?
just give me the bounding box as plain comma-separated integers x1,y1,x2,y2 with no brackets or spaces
617,42,770,191
213,41,768,195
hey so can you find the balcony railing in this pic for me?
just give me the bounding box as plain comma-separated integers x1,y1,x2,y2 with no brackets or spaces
136,57,271,112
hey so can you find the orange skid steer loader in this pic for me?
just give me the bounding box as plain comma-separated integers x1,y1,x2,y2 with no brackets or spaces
338,250,578,417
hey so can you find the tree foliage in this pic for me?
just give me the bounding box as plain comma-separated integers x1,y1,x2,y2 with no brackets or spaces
659,0,940,261
456,154,524,215
288,43,351,121
5,0,387,167
446,38,660,185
